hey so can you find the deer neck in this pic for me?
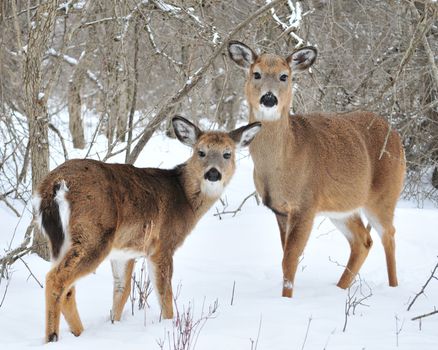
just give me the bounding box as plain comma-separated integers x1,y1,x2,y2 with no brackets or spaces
177,163,219,219
248,106,293,158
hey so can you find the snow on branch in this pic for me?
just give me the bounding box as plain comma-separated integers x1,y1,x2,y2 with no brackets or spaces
151,0,180,14
46,49,103,91
267,0,313,47
120,0,150,41
150,0,221,46
145,21,183,67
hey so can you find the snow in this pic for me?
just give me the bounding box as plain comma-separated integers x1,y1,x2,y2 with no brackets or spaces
1,132,438,349
153,0,181,14
212,32,220,45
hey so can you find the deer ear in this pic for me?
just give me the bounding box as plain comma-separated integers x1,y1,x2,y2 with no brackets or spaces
229,122,262,148
287,46,317,72
228,41,257,70
172,116,202,147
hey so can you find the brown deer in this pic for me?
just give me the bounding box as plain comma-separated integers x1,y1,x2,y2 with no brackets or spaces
33,116,261,342
228,41,405,297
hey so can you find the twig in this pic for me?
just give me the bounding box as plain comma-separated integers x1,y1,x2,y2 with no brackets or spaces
301,316,312,350
0,223,34,278
395,314,404,347
214,191,259,218
48,123,69,161
412,308,438,321
0,270,12,308
255,314,262,350
407,258,438,311
342,274,373,332
19,257,43,288
231,280,236,306
0,193,21,217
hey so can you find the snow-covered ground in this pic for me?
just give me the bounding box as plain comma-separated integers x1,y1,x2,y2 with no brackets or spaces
1,132,437,349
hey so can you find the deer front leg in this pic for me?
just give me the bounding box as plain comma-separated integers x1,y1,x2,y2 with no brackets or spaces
281,212,315,298
149,253,174,319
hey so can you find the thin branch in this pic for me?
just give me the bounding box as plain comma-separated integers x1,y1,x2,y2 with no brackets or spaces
214,191,259,218
46,49,104,92
412,308,438,321
0,271,12,309
48,123,69,161
407,258,438,311
0,193,21,217
301,316,312,350
19,257,43,288
0,223,34,278
145,20,183,67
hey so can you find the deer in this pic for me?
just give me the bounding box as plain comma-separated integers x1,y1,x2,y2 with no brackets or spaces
33,116,261,342
228,41,406,298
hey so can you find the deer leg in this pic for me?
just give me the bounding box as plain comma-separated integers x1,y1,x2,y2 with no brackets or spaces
45,233,112,342
61,286,83,336
111,259,135,322
281,212,314,298
331,215,373,289
364,208,398,287
149,253,173,319
275,214,287,251
381,225,397,286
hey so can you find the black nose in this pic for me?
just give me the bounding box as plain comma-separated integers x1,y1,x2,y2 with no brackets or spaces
260,92,278,107
204,168,222,182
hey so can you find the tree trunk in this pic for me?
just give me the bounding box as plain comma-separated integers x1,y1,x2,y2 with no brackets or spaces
68,78,86,149
23,0,59,261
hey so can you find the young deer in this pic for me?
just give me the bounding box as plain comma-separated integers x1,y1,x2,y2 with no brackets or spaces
33,116,261,342
228,41,405,297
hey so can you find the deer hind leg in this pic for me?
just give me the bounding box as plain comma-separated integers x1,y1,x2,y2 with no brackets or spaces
365,207,398,287
61,286,83,337
148,253,173,319
45,230,113,342
281,212,314,298
111,259,135,322
331,215,373,289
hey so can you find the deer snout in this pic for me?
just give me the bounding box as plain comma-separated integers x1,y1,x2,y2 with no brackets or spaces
260,92,278,108
204,168,222,182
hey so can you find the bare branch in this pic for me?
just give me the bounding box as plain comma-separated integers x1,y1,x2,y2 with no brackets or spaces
412,308,438,321
214,191,259,218
407,258,438,311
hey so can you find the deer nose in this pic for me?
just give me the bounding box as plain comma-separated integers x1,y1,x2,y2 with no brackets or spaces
204,168,222,182
260,92,278,108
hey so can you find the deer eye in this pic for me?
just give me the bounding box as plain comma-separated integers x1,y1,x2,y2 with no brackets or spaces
253,72,261,80
280,74,288,82
198,150,206,158
223,152,231,159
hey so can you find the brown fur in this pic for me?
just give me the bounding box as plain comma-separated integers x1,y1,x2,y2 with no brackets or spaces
229,42,406,297
36,118,261,342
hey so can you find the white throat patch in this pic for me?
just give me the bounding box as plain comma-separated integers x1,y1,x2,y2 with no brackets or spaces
255,105,281,121
201,180,224,198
